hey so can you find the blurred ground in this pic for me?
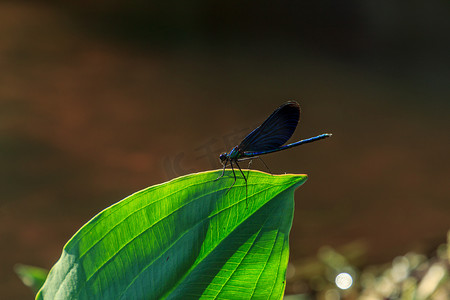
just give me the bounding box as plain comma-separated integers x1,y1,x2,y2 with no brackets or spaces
0,1,449,298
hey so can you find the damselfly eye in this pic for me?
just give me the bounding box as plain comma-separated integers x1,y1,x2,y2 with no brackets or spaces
219,153,227,162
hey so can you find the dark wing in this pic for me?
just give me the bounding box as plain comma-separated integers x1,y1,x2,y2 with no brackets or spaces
239,101,300,152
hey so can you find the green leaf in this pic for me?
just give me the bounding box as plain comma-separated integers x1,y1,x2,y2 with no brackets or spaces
14,264,48,294
36,170,307,300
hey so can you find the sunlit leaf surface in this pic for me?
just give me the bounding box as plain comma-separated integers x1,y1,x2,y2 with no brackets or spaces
36,170,307,300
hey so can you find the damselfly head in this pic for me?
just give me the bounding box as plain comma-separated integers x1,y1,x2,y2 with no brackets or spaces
219,153,228,164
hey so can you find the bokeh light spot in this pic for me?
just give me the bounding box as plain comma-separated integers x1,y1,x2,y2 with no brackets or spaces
335,272,353,290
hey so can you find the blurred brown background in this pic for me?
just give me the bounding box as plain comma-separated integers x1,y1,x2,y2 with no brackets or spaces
1,1,449,298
